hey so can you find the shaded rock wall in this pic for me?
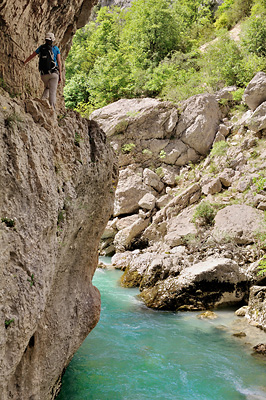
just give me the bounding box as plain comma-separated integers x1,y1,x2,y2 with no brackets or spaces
246,286,266,330
0,95,118,399
0,0,96,104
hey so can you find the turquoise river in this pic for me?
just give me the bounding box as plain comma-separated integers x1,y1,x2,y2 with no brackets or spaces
57,258,266,400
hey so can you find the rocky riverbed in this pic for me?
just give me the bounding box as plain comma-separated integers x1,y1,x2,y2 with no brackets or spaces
97,71,266,335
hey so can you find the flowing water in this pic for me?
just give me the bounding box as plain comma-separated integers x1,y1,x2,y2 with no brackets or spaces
57,260,266,400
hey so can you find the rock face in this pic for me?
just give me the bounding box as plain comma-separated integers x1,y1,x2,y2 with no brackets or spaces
0,0,96,105
0,95,117,399
140,258,248,310
176,94,221,155
213,205,265,244
243,72,266,111
246,286,266,330
0,2,118,398
90,95,221,170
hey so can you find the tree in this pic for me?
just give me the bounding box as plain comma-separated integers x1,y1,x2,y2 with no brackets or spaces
121,0,181,65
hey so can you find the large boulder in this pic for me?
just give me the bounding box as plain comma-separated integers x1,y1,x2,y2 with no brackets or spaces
138,193,156,210
119,252,156,287
246,286,266,330
176,94,221,155
202,177,222,195
213,205,265,244
90,95,222,169
246,102,266,133
243,72,266,111
164,208,197,248
140,257,248,310
143,168,164,192
90,98,179,139
113,217,150,252
161,139,188,165
113,167,152,216
142,183,201,244
116,214,140,231
119,251,187,289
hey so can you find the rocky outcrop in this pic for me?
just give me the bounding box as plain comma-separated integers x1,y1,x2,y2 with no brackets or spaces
90,95,221,170
0,0,96,106
140,258,248,310
213,205,265,244
0,95,118,399
243,72,266,111
0,2,120,398
101,72,266,327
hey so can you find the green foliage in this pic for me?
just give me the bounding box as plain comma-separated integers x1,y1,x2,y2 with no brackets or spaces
74,132,82,147
4,112,23,128
64,0,266,112
57,210,65,227
121,143,136,154
258,255,266,276
159,150,166,159
210,141,229,158
192,201,216,226
155,167,164,178
142,149,153,156
250,150,259,159
241,13,266,57
27,274,35,287
1,217,15,228
232,88,245,102
122,0,182,64
215,0,253,30
253,174,266,193
5,318,14,328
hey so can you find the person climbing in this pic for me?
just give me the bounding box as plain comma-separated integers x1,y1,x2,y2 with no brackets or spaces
23,32,62,109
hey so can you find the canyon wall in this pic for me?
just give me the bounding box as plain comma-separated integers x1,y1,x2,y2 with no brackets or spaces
0,1,118,399
0,95,118,400
0,0,96,104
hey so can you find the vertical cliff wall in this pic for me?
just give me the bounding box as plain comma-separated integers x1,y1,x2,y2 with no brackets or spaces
0,95,118,399
0,1,119,399
0,0,96,102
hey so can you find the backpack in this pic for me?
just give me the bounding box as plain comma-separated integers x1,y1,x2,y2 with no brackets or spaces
38,44,57,75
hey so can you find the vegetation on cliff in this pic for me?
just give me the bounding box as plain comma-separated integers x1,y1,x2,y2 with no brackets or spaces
64,0,266,115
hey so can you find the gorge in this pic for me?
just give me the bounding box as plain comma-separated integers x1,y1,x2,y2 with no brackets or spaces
0,1,118,399
1,0,266,399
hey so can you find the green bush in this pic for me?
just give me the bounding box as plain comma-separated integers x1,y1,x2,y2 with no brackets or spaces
121,143,136,154
210,141,229,158
253,174,266,193
241,14,266,57
192,201,216,226
215,0,253,29
258,255,266,276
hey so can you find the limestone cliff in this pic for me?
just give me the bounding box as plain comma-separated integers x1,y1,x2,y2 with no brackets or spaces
0,94,118,399
0,1,118,399
0,0,96,103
